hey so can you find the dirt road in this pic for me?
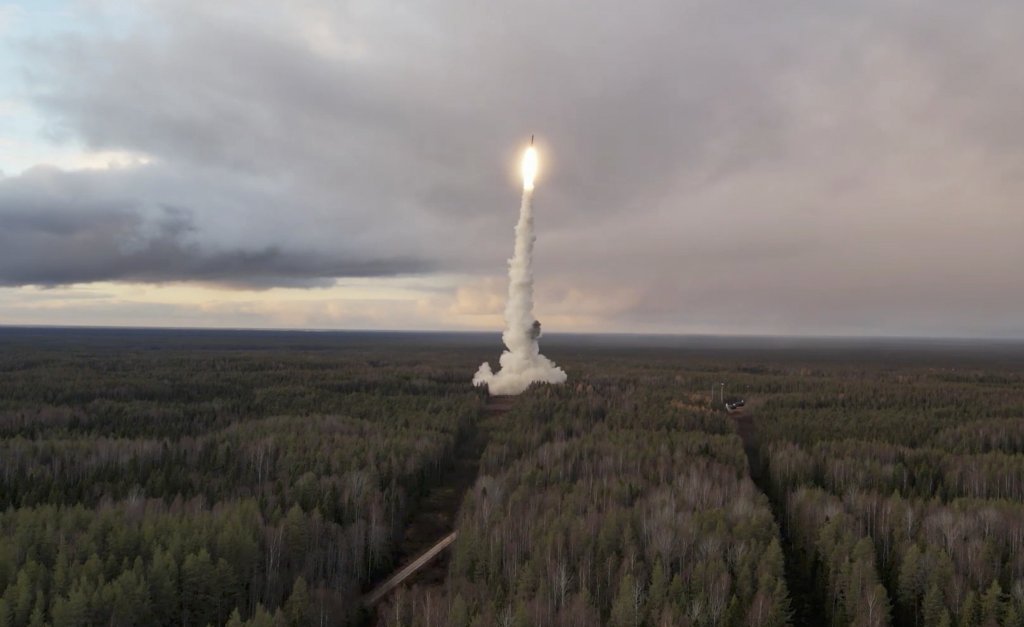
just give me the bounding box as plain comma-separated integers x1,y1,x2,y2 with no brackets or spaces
363,531,458,606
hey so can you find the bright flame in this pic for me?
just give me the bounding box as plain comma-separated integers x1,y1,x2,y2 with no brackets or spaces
521,145,538,190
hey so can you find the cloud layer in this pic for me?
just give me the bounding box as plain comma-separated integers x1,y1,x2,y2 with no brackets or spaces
0,165,430,287
2,0,1023,335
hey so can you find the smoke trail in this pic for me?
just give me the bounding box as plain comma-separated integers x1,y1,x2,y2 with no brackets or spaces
473,150,567,395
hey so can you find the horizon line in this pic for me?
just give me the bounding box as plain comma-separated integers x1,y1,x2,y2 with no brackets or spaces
1,323,1023,344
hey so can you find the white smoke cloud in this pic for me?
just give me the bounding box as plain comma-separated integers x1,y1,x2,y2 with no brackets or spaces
473,161,567,396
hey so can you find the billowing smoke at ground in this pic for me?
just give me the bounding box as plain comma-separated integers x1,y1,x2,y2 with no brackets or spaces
474,153,567,395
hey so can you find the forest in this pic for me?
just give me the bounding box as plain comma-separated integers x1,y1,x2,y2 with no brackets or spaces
0,328,1022,626
0,329,482,626
755,363,1024,626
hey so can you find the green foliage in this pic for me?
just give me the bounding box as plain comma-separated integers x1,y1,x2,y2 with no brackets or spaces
3,329,1023,626
0,331,483,626
759,352,1024,627
380,376,790,626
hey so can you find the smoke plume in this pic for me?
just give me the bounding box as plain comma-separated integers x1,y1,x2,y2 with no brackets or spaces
473,150,567,395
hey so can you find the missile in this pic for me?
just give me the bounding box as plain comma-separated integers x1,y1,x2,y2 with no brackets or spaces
521,141,538,190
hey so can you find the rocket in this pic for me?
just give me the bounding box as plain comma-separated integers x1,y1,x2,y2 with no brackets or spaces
471,135,567,394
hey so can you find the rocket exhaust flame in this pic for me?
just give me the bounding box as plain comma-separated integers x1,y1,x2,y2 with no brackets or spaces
473,139,567,396
521,145,538,191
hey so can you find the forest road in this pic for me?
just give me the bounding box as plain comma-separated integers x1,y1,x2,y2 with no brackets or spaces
363,531,458,606
362,395,509,609
730,409,821,627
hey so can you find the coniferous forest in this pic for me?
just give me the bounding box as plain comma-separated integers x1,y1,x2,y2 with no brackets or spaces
1,328,1023,626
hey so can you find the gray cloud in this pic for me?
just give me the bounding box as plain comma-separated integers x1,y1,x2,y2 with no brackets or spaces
0,166,430,287
3,0,1024,335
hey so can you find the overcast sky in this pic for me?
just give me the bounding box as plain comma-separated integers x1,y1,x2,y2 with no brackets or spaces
1,0,1022,337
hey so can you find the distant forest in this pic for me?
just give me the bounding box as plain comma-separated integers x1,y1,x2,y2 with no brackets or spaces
1,328,1023,626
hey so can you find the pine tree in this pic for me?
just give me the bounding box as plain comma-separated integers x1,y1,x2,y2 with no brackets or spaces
512,601,531,627
225,608,244,627
646,560,667,622
284,577,310,627
667,573,685,614
214,557,239,625
246,604,276,627
961,591,980,627
272,608,289,627
109,565,153,626
60,586,92,627
921,583,946,626
610,573,637,627
12,570,34,626
53,549,72,598
980,580,1004,626
148,548,178,627
758,540,786,587
181,549,216,627
27,605,45,627
449,594,470,627
282,506,308,573
897,545,921,617
1003,605,1022,627
770,578,790,625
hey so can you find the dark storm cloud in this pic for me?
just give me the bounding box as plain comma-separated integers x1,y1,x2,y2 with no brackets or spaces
5,0,1024,334
0,167,430,287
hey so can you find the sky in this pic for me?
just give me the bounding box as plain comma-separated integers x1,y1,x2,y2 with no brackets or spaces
1,0,1022,337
